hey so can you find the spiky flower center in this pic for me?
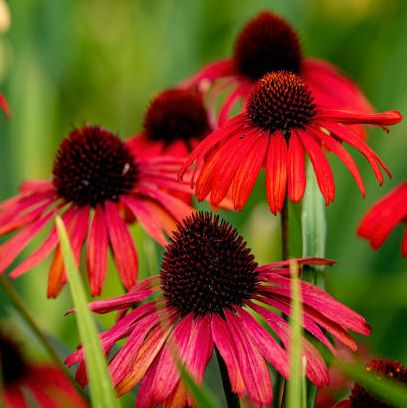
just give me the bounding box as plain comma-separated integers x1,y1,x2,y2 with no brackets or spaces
161,212,258,316
247,71,316,136
0,334,27,385
350,359,407,407
53,126,138,207
143,89,210,147
234,11,302,81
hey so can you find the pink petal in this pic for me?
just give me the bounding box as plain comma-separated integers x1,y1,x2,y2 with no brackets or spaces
250,302,329,388
236,306,289,377
225,309,273,406
211,313,245,396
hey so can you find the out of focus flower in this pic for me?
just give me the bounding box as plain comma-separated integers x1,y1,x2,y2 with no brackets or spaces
66,212,371,407
179,71,401,213
184,11,373,138
0,331,87,408
336,359,407,407
358,182,407,257
0,125,193,297
128,88,211,159
0,92,10,117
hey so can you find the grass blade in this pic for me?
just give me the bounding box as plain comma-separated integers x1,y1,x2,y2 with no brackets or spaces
287,261,305,408
56,216,120,408
180,366,221,408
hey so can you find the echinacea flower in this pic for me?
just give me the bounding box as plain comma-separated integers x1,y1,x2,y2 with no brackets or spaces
184,11,373,137
358,182,407,257
336,359,407,408
66,212,371,407
0,125,193,297
127,88,211,159
179,71,402,214
0,332,87,408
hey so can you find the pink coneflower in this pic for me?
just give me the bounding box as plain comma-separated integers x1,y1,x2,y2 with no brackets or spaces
184,11,373,137
66,212,371,407
179,71,402,214
336,359,407,408
0,125,193,297
358,182,407,257
0,332,87,408
127,88,211,159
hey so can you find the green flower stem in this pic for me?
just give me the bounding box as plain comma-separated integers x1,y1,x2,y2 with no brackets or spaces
215,347,240,408
0,275,88,402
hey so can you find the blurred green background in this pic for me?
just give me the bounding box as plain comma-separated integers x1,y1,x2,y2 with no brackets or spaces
0,0,406,405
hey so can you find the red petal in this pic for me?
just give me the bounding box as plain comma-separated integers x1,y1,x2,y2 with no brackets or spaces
265,131,288,214
104,201,138,290
313,128,366,197
287,130,306,202
231,132,268,210
87,204,109,296
299,130,335,205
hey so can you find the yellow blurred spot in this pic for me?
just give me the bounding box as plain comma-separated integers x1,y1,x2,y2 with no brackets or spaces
0,0,10,33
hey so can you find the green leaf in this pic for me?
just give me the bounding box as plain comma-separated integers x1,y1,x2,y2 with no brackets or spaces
336,361,407,408
56,217,120,408
301,162,326,262
180,365,221,408
287,261,305,408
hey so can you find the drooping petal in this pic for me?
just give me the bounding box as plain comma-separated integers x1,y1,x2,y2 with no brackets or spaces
299,130,335,205
0,209,56,275
231,132,268,210
178,114,247,181
9,206,77,279
312,127,366,196
287,130,306,202
0,92,11,117
236,306,289,377
250,302,329,388
265,130,288,214
87,204,109,296
104,201,138,290
260,275,371,336
211,313,245,396
358,183,407,252
225,309,273,406
115,313,176,396
47,206,90,298
325,122,389,184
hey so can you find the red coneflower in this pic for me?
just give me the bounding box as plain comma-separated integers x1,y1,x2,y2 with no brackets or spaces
184,11,374,137
127,88,211,159
66,212,371,407
179,71,402,214
0,93,10,118
336,359,407,408
0,125,193,297
358,182,407,257
0,332,87,408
